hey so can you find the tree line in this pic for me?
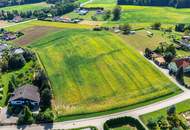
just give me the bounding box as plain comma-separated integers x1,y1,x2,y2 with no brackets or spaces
0,0,45,7
0,1,77,20
118,0,190,8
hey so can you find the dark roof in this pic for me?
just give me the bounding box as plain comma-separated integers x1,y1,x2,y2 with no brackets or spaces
9,84,40,103
174,58,190,68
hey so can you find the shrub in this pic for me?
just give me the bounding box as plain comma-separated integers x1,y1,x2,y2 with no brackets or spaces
40,88,52,111
35,109,54,123
147,119,158,130
151,22,161,30
8,54,26,70
17,106,34,125
103,116,145,130
112,6,121,21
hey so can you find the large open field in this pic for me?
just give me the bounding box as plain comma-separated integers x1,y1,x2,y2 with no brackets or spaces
85,0,190,24
0,2,51,12
27,28,181,117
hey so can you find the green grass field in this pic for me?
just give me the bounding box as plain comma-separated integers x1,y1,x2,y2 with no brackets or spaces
0,2,50,12
85,0,190,24
27,28,181,116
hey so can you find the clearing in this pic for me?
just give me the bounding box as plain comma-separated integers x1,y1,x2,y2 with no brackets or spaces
28,28,181,117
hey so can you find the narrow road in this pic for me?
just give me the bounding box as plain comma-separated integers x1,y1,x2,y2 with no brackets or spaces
80,0,93,7
1,59,190,130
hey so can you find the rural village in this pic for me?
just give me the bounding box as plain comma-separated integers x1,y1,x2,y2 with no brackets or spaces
1,0,190,130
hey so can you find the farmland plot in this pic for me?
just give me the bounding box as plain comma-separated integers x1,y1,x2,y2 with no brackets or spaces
29,29,181,116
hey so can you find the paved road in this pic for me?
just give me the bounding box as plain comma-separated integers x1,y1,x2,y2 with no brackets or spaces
1,59,190,130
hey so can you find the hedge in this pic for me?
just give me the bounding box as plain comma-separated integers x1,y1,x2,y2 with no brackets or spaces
103,116,146,130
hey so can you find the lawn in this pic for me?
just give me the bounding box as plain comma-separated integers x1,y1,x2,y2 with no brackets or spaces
28,28,181,117
0,2,51,12
140,99,190,126
120,29,169,52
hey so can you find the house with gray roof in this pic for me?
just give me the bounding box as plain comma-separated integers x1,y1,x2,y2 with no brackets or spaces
9,84,40,107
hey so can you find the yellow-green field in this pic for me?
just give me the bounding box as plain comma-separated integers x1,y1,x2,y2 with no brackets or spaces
28,28,181,116
6,20,93,32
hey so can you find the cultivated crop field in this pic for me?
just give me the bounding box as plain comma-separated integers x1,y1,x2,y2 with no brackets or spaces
0,2,50,12
5,20,93,32
28,28,181,116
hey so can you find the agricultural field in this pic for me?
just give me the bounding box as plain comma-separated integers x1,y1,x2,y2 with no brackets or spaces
5,20,93,32
27,28,181,117
0,2,51,12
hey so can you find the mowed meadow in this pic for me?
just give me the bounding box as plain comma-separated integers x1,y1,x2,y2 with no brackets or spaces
28,29,181,116
85,0,190,24
0,2,50,12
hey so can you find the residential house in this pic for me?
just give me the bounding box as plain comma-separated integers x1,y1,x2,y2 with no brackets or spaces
12,16,23,23
3,33,16,41
96,9,104,14
11,48,24,55
9,84,40,108
79,9,88,15
151,52,166,67
168,57,190,75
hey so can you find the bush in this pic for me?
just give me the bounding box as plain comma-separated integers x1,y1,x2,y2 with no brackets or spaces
40,88,52,111
103,116,145,130
8,54,26,70
151,22,161,30
147,119,158,130
17,106,34,125
35,109,54,123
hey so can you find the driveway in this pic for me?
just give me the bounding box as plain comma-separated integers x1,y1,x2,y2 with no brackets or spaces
0,107,18,125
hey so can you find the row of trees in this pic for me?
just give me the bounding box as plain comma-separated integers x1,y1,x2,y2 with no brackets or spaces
118,0,190,8
0,1,77,20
